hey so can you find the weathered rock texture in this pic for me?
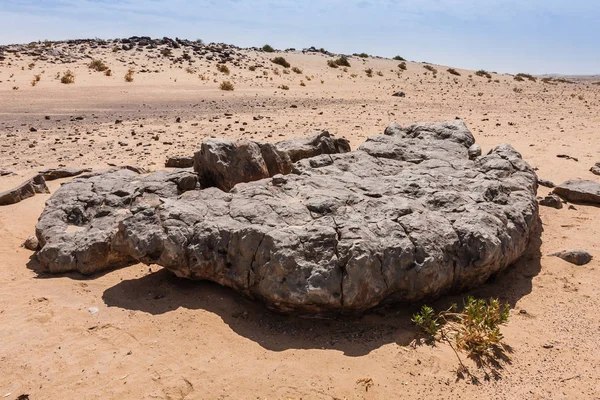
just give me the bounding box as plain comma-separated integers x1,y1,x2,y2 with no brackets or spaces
194,131,350,191
35,121,539,314
165,156,194,168
0,175,49,206
553,180,600,205
550,249,593,266
40,167,92,181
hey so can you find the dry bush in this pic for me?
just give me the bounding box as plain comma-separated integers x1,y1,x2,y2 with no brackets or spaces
327,59,339,69
365,68,373,77
104,69,112,77
398,62,407,70
61,70,75,84
292,66,303,74
278,84,290,90
515,73,536,82
475,69,492,79
423,65,438,74
219,80,234,91
334,56,351,67
249,65,256,71
300,81,306,87
124,68,135,82
393,55,405,61
513,87,523,93
447,68,461,76
185,67,196,74
217,64,230,75
282,69,290,75
271,57,290,68
514,75,524,82
88,59,108,72
161,48,172,57
358,53,369,58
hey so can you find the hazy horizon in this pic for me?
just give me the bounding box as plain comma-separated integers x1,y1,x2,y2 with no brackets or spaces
1,0,599,76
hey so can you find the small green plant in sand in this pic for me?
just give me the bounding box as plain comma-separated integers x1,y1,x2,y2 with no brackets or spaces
413,297,511,383
219,80,234,91
88,59,108,72
271,57,290,68
61,70,75,84
262,44,275,53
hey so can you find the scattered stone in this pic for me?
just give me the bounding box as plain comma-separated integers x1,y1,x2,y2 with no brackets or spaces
88,307,99,315
392,91,405,97
35,121,539,314
29,127,37,132
0,169,14,176
538,178,555,188
549,249,593,266
468,144,481,160
165,156,194,168
590,162,600,176
553,180,600,205
556,154,578,162
538,194,563,209
40,167,92,181
23,235,39,251
0,175,49,206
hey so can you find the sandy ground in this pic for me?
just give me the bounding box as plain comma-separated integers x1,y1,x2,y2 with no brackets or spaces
1,42,599,399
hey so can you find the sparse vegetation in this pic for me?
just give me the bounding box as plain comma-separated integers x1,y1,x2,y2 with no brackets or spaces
423,65,438,74
475,69,492,79
398,62,407,70
393,55,405,61
447,68,461,76
292,66,303,74
513,87,523,93
334,56,351,67
88,59,109,72
300,81,306,87
124,68,135,82
413,297,510,381
161,48,172,57
60,70,75,84
249,65,257,72
376,71,383,77
327,60,339,69
217,64,230,75
262,44,275,53
271,57,290,68
185,67,196,74
219,80,234,91
358,53,369,58
515,73,536,82
278,84,290,90
365,68,373,77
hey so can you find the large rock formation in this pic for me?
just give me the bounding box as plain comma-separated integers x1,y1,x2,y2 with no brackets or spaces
553,180,600,205
0,174,49,206
34,121,539,314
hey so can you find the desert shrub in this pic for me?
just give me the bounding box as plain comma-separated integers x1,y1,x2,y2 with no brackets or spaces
34,74,41,82
61,70,75,84
327,60,339,68
217,64,230,75
249,65,256,71
393,55,405,61
282,68,290,74
515,73,536,82
161,48,172,57
262,44,275,53
300,81,306,87
278,84,289,90
124,68,135,82
185,67,196,74
88,59,108,72
423,65,438,74
334,56,351,67
514,75,524,82
447,68,461,76
291,66,303,74
513,87,523,93
365,68,373,77
104,69,112,77
398,62,407,70
358,53,369,58
475,69,492,79
219,80,234,91
271,57,290,68
413,297,510,372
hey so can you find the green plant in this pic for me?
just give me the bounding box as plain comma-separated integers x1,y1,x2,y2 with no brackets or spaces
447,68,461,76
262,44,275,53
412,305,440,337
219,80,234,91
217,64,230,75
300,81,306,87
61,70,75,84
271,57,290,68
393,55,405,61
88,59,108,72
475,69,492,79
358,53,369,58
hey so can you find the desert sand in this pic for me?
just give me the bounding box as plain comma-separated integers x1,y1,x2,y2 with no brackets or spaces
1,39,599,399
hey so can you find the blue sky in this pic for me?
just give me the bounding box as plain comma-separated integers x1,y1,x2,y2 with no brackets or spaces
1,0,598,75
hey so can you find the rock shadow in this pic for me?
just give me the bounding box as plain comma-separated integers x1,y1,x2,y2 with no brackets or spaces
102,219,543,357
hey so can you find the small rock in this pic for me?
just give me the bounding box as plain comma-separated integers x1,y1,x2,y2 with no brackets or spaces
549,249,593,266
538,194,563,209
165,156,194,168
467,144,481,160
23,235,39,251
392,91,405,97
590,162,600,176
88,307,99,315
29,127,37,132
556,154,578,162
538,178,555,188
519,309,528,315
543,343,554,349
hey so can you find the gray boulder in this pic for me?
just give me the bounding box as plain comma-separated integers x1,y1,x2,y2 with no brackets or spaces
165,156,194,168
0,175,49,206
549,249,593,266
194,131,350,191
590,162,600,176
40,167,92,181
553,180,600,205
539,194,563,209
35,121,539,314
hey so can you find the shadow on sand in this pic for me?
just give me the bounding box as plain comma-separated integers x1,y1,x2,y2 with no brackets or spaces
99,220,543,357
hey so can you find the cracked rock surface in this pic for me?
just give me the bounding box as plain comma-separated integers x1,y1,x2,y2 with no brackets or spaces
35,121,539,314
